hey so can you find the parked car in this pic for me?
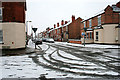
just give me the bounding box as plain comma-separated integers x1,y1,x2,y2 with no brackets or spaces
46,38,54,43
34,38,42,45
42,38,47,42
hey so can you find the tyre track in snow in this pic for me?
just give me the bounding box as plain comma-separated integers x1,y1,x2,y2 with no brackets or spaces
30,43,120,78
31,46,119,78
53,43,120,61
46,43,120,74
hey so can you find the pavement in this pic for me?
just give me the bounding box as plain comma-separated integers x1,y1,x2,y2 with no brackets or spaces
1,40,119,56
1,47,36,56
0,39,42,56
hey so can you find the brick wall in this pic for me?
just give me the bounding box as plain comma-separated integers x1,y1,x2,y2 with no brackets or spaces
2,2,26,23
68,17,82,39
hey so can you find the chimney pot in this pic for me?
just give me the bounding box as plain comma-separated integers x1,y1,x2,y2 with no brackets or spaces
61,20,64,25
54,24,56,28
57,23,59,27
116,1,120,8
65,21,68,24
72,15,75,22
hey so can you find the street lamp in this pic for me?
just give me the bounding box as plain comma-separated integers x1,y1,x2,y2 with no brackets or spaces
32,27,38,49
26,21,32,35
25,21,32,46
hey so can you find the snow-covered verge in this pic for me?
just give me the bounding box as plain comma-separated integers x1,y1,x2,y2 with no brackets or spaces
54,42,119,49
0,55,93,78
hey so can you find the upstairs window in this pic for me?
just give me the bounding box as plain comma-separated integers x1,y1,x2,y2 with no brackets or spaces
57,29,59,34
89,19,92,28
98,15,101,26
0,8,2,22
66,26,68,31
84,22,86,28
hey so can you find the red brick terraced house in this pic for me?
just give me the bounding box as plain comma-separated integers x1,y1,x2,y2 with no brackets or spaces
0,0,27,49
68,16,83,43
48,15,83,43
81,2,120,44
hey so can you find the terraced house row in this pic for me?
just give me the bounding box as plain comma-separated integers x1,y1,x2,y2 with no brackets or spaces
39,2,120,45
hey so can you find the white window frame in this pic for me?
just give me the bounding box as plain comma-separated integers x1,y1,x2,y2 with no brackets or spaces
89,19,92,28
0,30,3,43
84,22,86,28
98,15,101,26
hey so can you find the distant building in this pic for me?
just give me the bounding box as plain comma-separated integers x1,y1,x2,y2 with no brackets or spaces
81,1,120,44
0,0,27,49
48,15,82,42
40,1,120,45
68,16,83,40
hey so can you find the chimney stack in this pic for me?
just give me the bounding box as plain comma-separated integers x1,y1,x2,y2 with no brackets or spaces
72,15,75,22
54,24,56,28
116,1,120,8
57,23,59,27
65,21,68,24
61,20,64,25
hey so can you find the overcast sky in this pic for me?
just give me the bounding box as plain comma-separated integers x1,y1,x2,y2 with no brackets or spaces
26,0,119,35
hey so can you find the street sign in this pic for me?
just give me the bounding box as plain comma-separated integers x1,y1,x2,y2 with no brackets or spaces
83,27,87,32
32,28,38,33
82,32,85,36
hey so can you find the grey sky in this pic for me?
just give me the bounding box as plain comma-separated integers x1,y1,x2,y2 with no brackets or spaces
26,0,119,35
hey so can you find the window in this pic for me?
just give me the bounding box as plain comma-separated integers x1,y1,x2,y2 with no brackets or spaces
96,32,98,41
98,16,101,26
0,30,3,43
84,22,86,28
0,8,2,22
57,29,59,34
90,32,92,39
66,26,68,31
89,19,92,28
87,33,89,39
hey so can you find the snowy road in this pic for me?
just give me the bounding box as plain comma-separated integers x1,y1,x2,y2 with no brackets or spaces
1,41,120,79
36,42,120,78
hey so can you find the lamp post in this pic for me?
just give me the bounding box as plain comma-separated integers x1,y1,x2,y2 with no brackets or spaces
32,28,38,49
25,21,32,46
26,21,32,35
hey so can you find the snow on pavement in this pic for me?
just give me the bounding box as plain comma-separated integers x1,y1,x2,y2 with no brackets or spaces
55,42,119,49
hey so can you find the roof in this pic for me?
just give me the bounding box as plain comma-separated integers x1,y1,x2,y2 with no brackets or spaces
111,5,120,12
0,0,26,2
81,10,104,22
50,20,72,31
81,2,120,22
